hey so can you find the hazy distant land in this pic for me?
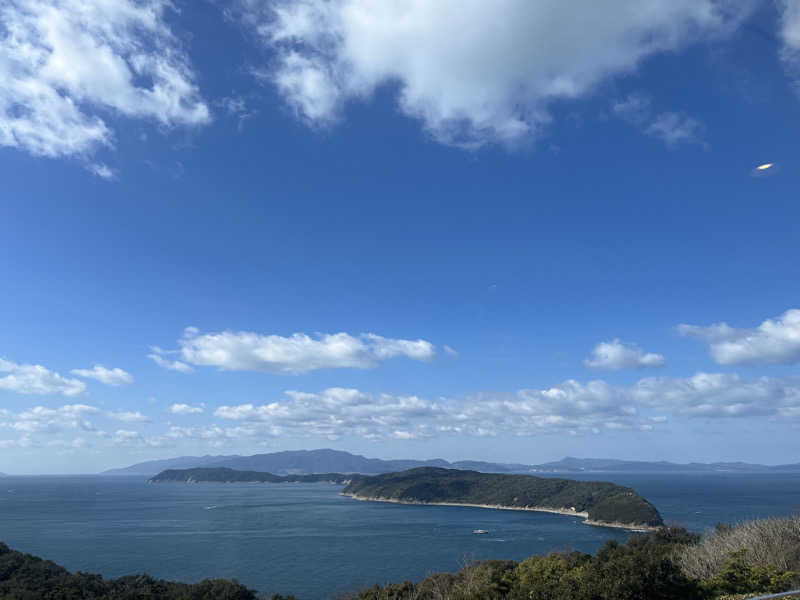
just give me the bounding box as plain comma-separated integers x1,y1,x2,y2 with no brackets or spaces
104,448,800,477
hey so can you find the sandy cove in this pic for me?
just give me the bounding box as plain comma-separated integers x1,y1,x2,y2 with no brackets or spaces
341,493,659,532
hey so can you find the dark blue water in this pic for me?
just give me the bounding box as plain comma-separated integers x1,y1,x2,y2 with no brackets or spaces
0,473,797,599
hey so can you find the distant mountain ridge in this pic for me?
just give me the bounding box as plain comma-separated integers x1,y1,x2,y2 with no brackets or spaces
103,449,800,476
530,457,800,473
104,449,521,476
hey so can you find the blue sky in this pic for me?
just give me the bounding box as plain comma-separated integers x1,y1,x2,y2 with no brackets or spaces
2,0,800,474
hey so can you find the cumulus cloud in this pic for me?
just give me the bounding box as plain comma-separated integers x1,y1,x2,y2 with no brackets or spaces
241,0,749,147
169,403,204,415
152,327,437,374
0,358,86,396
613,94,704,147
678,309,800,366
0,0,210,161
71,365,134,386
584,339,666,370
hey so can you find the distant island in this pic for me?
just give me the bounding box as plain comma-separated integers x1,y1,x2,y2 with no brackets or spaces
105,448,800,476
150,466,663,530
149,467,352,485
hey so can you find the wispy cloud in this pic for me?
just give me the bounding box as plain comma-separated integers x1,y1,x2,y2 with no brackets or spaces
147,350,194,373
779,0,800,94
613,94,705,147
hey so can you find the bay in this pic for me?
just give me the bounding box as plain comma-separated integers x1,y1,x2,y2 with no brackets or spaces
0,473,798,599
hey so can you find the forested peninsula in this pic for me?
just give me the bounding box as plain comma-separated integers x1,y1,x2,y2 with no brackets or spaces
151,466,662,529
342,467,663,529
149,467,352,484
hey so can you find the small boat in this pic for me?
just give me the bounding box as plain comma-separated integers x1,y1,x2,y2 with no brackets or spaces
472,529,489,534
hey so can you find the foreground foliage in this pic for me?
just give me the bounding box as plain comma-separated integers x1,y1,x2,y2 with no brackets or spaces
349,519,800,600
0,543,256,600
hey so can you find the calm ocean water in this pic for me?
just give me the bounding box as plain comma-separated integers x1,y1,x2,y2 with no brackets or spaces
0,473,798,599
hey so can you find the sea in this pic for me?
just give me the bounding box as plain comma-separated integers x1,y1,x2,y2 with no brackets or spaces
0,472,798,599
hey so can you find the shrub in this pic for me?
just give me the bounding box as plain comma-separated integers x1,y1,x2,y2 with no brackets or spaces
701,548,797,596
678,515,800,582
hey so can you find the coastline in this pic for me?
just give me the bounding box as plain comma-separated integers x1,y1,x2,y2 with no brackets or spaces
341,493,659,532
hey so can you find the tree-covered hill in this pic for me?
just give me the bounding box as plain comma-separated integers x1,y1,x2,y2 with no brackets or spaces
149,467,352,484
0,542,256,599
343,467,663,528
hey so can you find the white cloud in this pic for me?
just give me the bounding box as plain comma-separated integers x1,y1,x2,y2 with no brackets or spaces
147,351,194,373
584,339,666,370
0,404,98,433
169,403,204,415
0,0,209,160
443,345,459,357
87,163,115,179
71,365,134,386
110,429,148,446
678,309,800,366
154,327,437,374
613,94,704,147
243,0,749,147
631,372,800,418
0,358,86,396
106,410,150,423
